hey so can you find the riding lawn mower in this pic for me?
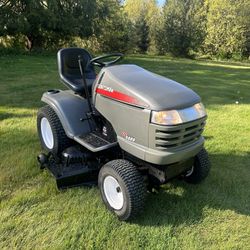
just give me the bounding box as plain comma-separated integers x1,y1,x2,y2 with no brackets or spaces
37,48,210,221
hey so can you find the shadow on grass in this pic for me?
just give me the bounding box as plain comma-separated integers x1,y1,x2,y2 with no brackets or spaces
0,112,33,121
133,153,250,226
204,135,214,141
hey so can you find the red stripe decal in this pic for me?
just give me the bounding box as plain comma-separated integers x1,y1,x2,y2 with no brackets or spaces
96,87,147,108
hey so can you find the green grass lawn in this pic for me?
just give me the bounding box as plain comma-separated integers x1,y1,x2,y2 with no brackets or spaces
0,54,250,249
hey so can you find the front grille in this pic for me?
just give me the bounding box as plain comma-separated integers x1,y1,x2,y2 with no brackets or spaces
153,117,206,150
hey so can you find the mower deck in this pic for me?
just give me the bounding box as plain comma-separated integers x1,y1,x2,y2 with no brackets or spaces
52,163,98,189
39,152,99,189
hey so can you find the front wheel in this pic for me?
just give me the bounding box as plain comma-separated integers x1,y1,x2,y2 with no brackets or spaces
98,159,146,221
184,148,211,184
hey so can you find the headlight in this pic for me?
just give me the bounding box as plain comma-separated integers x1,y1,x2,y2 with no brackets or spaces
151,102,207,126
194,103,206,117
151,110,182,125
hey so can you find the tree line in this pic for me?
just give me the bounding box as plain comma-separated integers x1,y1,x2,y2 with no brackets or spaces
0,0,249,59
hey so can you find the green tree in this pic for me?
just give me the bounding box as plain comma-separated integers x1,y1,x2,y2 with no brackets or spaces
157,0,207,56
204,0,250,59
94,0,131,53
124,0,159,53
0,0,97,50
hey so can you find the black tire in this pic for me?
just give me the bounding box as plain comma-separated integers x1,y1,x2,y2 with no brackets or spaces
184,148,211,184
98,159,146,221
37,105,72,155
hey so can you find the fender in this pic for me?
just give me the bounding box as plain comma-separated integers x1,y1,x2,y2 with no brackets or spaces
41,90,92,138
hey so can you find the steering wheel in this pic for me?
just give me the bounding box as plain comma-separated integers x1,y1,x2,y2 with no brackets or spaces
90,53,124,67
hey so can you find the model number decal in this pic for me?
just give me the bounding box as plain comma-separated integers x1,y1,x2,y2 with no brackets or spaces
98,84,114,93
121,131,136,142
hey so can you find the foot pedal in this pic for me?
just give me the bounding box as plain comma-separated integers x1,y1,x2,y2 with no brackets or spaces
74,132,117,152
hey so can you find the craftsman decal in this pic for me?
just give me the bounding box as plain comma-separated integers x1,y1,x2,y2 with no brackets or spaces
96,85,148,108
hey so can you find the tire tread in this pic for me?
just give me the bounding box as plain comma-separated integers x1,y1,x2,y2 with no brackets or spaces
185,148,211,184
99,159,146,220
37,105,72,155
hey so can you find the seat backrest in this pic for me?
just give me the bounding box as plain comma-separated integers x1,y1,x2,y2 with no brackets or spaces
57,48,95,94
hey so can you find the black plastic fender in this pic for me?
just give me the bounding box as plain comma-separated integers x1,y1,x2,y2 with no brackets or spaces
41,90,92,138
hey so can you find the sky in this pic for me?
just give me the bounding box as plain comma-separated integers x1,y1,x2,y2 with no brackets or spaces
157,0,165,6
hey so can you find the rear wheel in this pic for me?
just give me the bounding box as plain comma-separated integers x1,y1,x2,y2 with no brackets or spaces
37,105,72,155
98,159,146,221
184,148,211,184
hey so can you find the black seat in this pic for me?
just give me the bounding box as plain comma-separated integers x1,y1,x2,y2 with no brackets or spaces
57,48,96,96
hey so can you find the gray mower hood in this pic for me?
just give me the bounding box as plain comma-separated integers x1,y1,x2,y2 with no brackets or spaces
99,64,201,111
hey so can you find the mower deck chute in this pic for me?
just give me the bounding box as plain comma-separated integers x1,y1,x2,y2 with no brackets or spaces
37,48,210,220
50,160,98,189
38,147,99,189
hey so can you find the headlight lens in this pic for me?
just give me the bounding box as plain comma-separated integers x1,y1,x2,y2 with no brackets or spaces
151,110,182,125
194,103,206,117
151,102,206,126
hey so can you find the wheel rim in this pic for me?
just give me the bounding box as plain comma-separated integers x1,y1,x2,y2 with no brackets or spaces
185,166,194,177
40,117,54,149
103,176,124,210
